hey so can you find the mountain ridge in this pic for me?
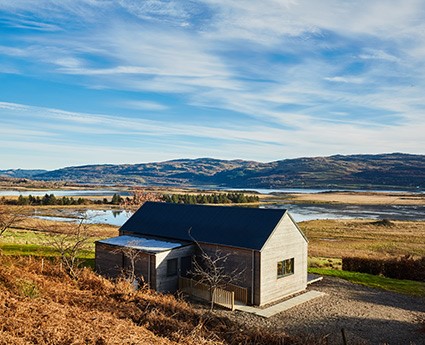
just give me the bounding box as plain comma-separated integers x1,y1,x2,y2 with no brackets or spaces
0,169,48,179
3,153,420,190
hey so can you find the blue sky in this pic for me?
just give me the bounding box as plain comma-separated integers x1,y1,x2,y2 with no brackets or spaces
0,0,424,169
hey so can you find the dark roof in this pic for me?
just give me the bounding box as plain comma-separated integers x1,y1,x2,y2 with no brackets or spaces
119,201,288,250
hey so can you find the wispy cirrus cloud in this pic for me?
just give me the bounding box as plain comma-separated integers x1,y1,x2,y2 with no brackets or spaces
358,49,401,63
0,1,424,168
324,76,365,84
120,100,169,111
1,100,423,169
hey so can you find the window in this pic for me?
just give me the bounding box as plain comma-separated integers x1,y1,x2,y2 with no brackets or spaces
180,255,192,277
277,258,294,278
167,258,178,276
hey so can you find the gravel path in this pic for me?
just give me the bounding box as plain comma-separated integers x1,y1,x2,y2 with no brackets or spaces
204,277,425,345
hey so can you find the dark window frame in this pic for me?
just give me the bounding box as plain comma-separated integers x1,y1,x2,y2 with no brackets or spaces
277,258,294,278
166,258,178,276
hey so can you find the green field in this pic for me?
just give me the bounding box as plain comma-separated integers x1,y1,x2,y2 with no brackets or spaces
309,267,425,297
0,220,113,270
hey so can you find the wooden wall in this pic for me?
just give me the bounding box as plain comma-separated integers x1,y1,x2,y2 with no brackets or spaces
155,244,195,293
95,243,123,278
199,243,261,305
95,242,155,287
259,213,308,305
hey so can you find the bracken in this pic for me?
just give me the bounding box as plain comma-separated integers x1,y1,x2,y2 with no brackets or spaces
0,254,316,345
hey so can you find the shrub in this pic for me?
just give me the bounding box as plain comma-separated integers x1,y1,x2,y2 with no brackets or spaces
17,279,39,298
371,219,395,227
342,256,425,282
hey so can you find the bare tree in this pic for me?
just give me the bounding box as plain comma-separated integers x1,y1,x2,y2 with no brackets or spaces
0,205,26,237
122,188,163,210
112,241,144,285
43,214,91,279
188,229,245,310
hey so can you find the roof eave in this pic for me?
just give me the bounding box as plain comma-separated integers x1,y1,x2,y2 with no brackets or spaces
259,210,308,252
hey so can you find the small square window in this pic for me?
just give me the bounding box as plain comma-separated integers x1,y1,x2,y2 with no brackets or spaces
277,258,294,278
167,258,178,276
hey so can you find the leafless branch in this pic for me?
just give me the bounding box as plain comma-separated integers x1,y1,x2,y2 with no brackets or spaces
112,241,144,284
0,205,27,236
188,228,245,310
42,213,92,279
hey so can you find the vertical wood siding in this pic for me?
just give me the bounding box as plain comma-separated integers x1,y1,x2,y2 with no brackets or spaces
199,243,260,305
95,242,154,286
155,245,195,293
95,243,123,278
260,213,308,305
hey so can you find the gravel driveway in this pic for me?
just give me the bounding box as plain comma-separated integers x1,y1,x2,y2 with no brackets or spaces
207,277,425,345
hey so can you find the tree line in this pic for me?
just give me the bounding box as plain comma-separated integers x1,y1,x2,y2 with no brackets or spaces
1,193,124,206
162,192,259,204
0,192,259,207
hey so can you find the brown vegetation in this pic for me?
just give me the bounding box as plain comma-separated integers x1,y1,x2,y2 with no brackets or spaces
0,255,295,345
0,205,27,236
41,216,93,278
342,256,425,281
289,191,425,205
300,219,425,259
0,176,79,190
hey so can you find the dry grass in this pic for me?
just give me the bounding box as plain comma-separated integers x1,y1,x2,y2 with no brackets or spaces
300,219,425,259
0,217,119,262
0,255,296,345
12,217,119,237
289,191,425,205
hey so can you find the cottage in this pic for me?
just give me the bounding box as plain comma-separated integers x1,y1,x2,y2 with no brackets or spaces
95,201,308,306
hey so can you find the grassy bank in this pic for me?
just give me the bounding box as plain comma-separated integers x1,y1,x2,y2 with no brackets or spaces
300,219,425,258
309,267,425,297
0,217,118,270
0,226,113,256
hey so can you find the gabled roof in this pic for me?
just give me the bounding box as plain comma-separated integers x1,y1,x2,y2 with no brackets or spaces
119,201,289,251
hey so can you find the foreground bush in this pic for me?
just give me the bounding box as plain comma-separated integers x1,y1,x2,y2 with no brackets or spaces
0,255,304,345
342,256,425,282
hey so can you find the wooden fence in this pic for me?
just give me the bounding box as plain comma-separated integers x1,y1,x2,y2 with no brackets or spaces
226,282,248,305
179,277,237,310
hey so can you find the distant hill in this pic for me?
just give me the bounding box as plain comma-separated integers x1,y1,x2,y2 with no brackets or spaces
0,169,47,179
30,153,425,190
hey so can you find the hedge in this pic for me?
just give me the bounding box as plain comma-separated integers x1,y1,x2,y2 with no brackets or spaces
342,256,425,282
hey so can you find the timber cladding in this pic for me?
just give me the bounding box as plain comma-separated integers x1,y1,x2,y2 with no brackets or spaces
95,242,155,285
259,213,308,305
95,243,123,278
199,243,261,306
154,244,195,293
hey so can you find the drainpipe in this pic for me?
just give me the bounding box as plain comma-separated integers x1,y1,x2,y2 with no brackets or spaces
148,254,151,288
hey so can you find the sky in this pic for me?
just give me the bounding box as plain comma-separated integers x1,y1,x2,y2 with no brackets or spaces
0,0,424,170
